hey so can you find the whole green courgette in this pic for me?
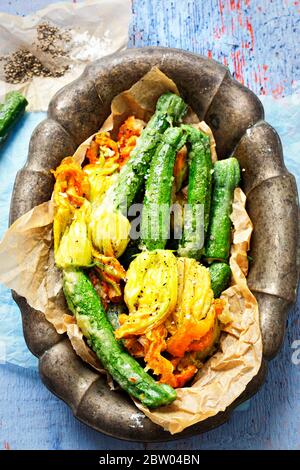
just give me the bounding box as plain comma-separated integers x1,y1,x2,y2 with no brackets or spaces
63,269,177,408
208,262,232,298
205,157,240,262
141,127,186,251
111,92,187,214
0,91,28,146
177,125,213,260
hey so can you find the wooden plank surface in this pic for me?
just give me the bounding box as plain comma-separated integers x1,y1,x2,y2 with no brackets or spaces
0,0,299,450
129,0,300,97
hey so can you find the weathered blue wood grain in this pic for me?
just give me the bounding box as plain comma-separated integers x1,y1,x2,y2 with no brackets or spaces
129,0,300,97
0,0,299,450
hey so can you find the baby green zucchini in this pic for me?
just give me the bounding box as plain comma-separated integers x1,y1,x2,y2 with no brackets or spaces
205,157,240,262
63,269,177,408
208,262,232,298
112,92,187,214
0,91,28,146
177,125,213,260
141,127,186,251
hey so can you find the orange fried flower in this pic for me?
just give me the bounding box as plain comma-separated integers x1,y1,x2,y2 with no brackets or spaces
117,116,145,167
52,156,90,208
92,249,126,304
142,325,198,388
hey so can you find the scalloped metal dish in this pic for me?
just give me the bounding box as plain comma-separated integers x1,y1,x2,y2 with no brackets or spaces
9,48,299,441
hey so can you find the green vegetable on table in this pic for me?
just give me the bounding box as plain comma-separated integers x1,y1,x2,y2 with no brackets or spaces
205,157,240,262
141,127,186,251
0,91,28,146
177,125,213,260
208,262,232,298
111,92,187,214
63,269,177,408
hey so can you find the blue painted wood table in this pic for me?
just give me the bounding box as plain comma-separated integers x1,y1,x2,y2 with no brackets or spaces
0,0,299,450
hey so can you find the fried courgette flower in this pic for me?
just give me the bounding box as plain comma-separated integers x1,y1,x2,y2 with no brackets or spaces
115,250,178,338
89,249,126,307
117,116,145,167
166,257,218,357
116,253,225,388
86,119,144,259
89,206,131,259
52,157,92,269
143,325,199,389
52,119,142,289
84,132,120,204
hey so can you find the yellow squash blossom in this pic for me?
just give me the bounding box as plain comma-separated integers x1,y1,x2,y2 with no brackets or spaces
84,132,120,204
89,206,131,259
115,250,178,338
55,201,93,269
166,258,216,358
52,157,92,268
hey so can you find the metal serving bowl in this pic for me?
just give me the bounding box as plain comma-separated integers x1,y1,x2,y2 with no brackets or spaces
9,47,299,441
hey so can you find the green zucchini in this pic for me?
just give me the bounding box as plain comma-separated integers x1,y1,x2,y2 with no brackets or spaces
208,262,232,298
177,125,213,260
141,127,186,251
0,91,28,146
112,92,187,214
63,269,177,408
205,157,240,262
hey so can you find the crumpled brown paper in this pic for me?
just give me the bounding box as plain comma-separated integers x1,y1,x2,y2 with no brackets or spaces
0,0,131,110
0,68,262,434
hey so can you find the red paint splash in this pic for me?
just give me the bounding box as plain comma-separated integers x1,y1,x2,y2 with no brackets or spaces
3,441,10,450
272,84,284,98
229,0,243,26
231,49,245,84
246,18,255,49
207,50,213,59
213,0,226,39
253,64,269,94
219,0,225,33
229,0,249,7
218,0,270,94
262,64,268,74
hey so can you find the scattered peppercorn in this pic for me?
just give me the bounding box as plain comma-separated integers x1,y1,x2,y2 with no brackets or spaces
0,22,71,84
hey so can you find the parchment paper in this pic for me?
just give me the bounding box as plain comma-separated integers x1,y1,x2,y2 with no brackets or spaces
0,69,262,433
0,0,131,110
